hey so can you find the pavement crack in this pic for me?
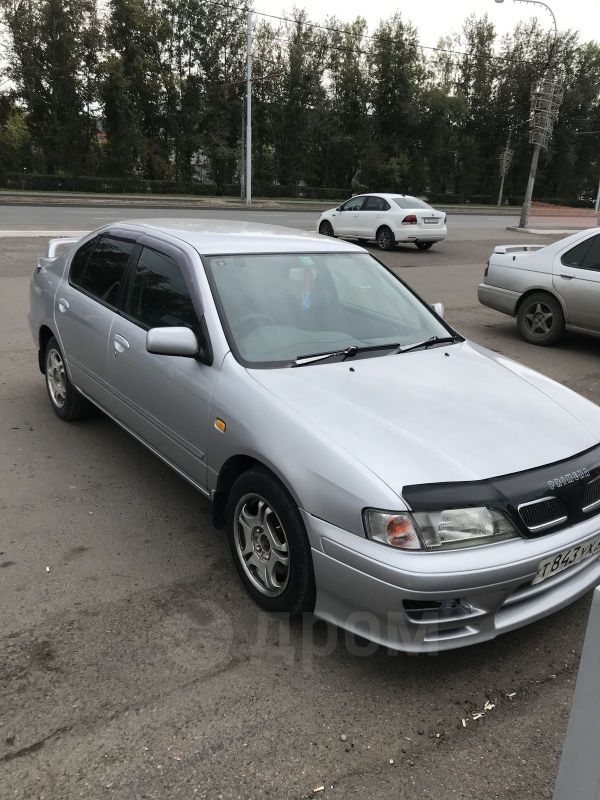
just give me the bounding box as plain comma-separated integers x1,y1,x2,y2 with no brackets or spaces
0,724,72,763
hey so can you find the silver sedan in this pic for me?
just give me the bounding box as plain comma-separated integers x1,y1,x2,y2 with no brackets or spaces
478,228,600,345
29,220,600,652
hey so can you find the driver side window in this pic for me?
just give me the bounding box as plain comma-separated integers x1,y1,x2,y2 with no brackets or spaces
341,196,366,212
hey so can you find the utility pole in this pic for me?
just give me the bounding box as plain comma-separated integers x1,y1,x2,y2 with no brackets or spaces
495,0,560,229
241,102,245,201
246,11,252,207
497,135,514,207
519,74,563,227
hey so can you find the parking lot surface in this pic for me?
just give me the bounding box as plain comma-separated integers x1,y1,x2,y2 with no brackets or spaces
1,218,599,799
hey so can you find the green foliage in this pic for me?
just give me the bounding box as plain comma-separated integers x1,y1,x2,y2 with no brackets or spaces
0,1,598,202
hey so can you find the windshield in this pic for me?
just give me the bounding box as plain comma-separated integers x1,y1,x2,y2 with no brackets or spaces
392,196,433,210
204,252,452,367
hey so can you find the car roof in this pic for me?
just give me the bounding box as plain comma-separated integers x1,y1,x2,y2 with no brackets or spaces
113,219,364,255
358,192,416,200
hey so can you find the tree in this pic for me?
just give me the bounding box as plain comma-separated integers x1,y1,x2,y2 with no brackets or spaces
0,0,101,174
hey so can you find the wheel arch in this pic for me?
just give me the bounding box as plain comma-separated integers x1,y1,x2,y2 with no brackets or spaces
376,223,394,237
514,287,567,321
212,454,300,530
38,325,56,373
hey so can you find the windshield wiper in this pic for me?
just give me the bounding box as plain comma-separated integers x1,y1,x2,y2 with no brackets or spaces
392,335,463,355
291,342,400,367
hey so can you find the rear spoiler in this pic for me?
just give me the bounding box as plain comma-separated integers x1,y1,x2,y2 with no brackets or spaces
46,237,82,258
493,244,545,255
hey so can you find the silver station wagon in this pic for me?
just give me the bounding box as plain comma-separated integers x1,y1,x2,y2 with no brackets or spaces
29,220,600,652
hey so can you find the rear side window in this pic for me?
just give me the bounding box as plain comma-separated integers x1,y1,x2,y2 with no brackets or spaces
71,235,135,305
561,237,595,269
69,238,97,285
364,196,391,211
124,246,199,333
584,235,600,270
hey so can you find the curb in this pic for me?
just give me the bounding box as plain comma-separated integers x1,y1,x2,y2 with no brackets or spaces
505,226,588,235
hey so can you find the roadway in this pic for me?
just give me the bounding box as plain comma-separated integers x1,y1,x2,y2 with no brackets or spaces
0,203,520,237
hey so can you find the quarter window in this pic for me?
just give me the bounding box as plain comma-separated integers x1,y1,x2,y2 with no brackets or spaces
71,235,134,306
125,246,199,333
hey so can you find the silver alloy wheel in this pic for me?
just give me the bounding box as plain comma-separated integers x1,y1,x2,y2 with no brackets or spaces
46,348,67,408
234,493,290,596
377,227,393,249
524,301,554,337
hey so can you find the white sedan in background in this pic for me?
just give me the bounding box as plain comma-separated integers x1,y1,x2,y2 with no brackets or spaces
317,193,447,251
478,228,600,345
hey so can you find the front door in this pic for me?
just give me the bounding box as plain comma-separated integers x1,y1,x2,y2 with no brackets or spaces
553,233,600,331
335,195,366,237
106,242,217,489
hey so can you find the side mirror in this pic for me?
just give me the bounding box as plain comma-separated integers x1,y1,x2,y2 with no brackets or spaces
432,302,445,319
146,326,199,357
337,205,344,212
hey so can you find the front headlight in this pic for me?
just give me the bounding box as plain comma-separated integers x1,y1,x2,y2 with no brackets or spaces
364,507,518,551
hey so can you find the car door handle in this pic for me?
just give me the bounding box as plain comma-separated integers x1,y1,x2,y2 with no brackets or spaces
57,298,70,313
113,334,130,355
559,273,575,280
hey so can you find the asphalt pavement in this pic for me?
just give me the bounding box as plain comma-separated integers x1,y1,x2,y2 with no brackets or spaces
1,219,599,800
0,203,520,234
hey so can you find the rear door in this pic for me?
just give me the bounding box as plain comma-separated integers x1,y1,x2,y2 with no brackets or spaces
105,238,217,489
358,196,390,237
336,195,366,236
55,233,136,406
553,234,600,331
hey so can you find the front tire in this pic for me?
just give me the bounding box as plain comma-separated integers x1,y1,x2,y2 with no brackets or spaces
516,292,564,346
376,226,395,251
226,468,315,616
44,336,94,421
319,220,334,237
416,241,434,251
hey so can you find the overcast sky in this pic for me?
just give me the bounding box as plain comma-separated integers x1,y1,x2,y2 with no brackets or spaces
254,0,598,48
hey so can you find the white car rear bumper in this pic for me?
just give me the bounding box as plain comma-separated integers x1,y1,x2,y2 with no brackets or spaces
393,225,447,243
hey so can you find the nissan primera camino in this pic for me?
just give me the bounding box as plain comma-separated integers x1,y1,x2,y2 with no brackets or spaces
29,220,600,652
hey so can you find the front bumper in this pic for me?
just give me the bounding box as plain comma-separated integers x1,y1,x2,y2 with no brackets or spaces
302,510,600,653
478,283,520,316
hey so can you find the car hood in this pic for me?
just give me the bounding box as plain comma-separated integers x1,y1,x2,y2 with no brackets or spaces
248,341,600,498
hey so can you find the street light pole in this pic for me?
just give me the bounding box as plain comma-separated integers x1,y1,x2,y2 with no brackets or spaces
246,11,253,207
495,0,558,229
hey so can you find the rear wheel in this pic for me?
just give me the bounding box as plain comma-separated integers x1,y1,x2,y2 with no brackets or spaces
516,292,564,346
226,468,315,616
416,241,434,251
44,337,94,421
376,226,395,251
319,220,334,237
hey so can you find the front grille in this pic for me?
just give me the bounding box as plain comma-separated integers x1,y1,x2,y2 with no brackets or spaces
583,477,600,513
518,496,568,532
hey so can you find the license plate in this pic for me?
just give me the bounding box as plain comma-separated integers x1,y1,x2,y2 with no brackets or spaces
423,217,439,224
532,535,600,585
